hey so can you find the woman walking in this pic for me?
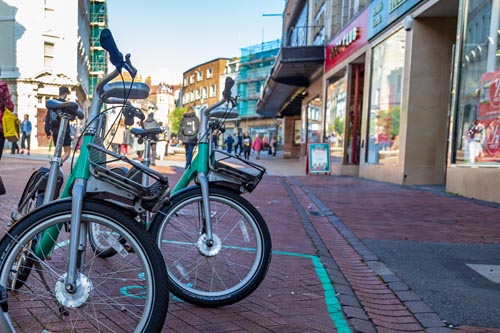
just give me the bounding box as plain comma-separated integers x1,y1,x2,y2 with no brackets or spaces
252,133,262,160
242,132,252,160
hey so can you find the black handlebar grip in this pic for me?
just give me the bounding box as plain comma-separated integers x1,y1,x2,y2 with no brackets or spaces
100,29,123,67
222,77,234,100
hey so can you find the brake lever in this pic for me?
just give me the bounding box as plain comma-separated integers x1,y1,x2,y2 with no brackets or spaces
230,96,238,108
123,54,137,79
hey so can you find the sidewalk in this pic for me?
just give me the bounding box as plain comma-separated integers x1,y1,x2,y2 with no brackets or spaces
0,149,499,332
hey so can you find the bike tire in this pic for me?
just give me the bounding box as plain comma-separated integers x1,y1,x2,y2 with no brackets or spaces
0,199,169,332
150,186,272,307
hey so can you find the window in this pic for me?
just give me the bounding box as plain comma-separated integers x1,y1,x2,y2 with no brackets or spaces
183,78,188,86
307,97,322,144
452,0,500,165
209,85,216,97
202,87,207,99
195,89,200,100
44,42,55,68
366,29,405,165
197,71,203,81
326,70,347,164
207,68,213,79
189,74,194,84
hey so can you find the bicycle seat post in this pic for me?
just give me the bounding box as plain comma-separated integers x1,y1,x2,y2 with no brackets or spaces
43,115,70,205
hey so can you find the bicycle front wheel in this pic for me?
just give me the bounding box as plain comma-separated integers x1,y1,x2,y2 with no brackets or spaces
151,186,272,307
0,200,169,332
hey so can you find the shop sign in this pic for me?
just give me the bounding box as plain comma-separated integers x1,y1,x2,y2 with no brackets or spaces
307,143,331,174
368,0,424,39
476,70,500,161
325,8,368,72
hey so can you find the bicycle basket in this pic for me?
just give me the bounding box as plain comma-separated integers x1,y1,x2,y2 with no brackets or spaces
208,149,265,193
87,135,169,208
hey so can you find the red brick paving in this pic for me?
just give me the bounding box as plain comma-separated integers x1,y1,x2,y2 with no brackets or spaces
1,153,499,332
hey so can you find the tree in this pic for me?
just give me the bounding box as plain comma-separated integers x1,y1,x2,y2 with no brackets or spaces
169,106,187,136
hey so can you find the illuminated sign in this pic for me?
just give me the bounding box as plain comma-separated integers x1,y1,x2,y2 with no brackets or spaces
328,27,360,59
368,0,424,39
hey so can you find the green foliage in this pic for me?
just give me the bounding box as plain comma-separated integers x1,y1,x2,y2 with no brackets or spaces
169,106,187,136
390,106,400,137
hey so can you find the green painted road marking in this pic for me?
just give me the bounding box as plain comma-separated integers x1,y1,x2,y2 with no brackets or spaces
273,250,351,333
55,241,351,332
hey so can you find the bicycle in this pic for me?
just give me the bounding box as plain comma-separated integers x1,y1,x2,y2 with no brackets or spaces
0,29,170,332
89,77,273,308
151,79,273,307
10,99,83,223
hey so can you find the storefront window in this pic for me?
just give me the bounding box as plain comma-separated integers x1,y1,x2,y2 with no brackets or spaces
453,0,500,165
307,97,322,144
367,29,405,165
326,70,347,164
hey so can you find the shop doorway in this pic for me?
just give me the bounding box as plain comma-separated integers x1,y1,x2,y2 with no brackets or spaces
37,108,49,147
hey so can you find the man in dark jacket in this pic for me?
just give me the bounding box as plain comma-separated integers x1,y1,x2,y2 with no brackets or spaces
143,112,160,165
178,106,200,168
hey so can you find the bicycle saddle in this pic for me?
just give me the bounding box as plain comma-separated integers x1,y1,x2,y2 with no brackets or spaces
45,100,84,119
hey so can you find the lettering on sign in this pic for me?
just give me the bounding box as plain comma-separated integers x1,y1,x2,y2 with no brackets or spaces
389,0,407,13
372,1,384,28
329,27,360,59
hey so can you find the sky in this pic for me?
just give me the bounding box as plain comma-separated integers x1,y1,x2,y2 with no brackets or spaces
105,1,285,84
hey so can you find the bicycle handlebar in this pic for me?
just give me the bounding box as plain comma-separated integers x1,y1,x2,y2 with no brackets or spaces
100,29,123,68
222,77,234,100
204,76,237,116
99,29,137,78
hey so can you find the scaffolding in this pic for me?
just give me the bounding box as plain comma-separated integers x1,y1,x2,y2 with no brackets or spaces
89,0,108,97
237,39,280,117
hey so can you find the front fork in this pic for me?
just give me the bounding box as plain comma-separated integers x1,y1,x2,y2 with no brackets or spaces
197,172,214,246
65,179,88,293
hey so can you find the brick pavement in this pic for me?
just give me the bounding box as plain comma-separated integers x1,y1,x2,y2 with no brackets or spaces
1,150,499,332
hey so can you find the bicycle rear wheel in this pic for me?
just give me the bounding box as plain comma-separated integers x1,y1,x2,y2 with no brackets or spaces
0,200,169,332
151,186,272,307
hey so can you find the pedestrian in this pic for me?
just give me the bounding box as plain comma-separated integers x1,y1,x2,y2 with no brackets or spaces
121,126,132,155
271,135,277,156
143,112,160,166
132,121,144,160
225,133,234,154
252,133,262,160
178,106,200,168
10,136,19,154
45,86,73,165
20,114,32,155
234,132,243,156
242,132,252,160
0,80,15,161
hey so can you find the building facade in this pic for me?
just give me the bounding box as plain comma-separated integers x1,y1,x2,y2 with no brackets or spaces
182,58,230,112
258,0,500,203
0,0,94,149
238,40,282,143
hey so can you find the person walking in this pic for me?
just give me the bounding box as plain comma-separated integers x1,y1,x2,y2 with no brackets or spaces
0,81,15,161
242,132,252,160
45,86,73,165
252,133,262,160
234,132,243,156
20,114,32,155
271,135,277,156
143,112,160,166
178,106,200,169
225,133,234,154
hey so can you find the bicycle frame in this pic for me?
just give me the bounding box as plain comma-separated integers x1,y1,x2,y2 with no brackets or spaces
33,63,152,290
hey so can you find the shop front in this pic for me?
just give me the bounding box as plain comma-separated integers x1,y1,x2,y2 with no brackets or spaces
324,8,369,176
359,0,458,185
447,0,500,202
